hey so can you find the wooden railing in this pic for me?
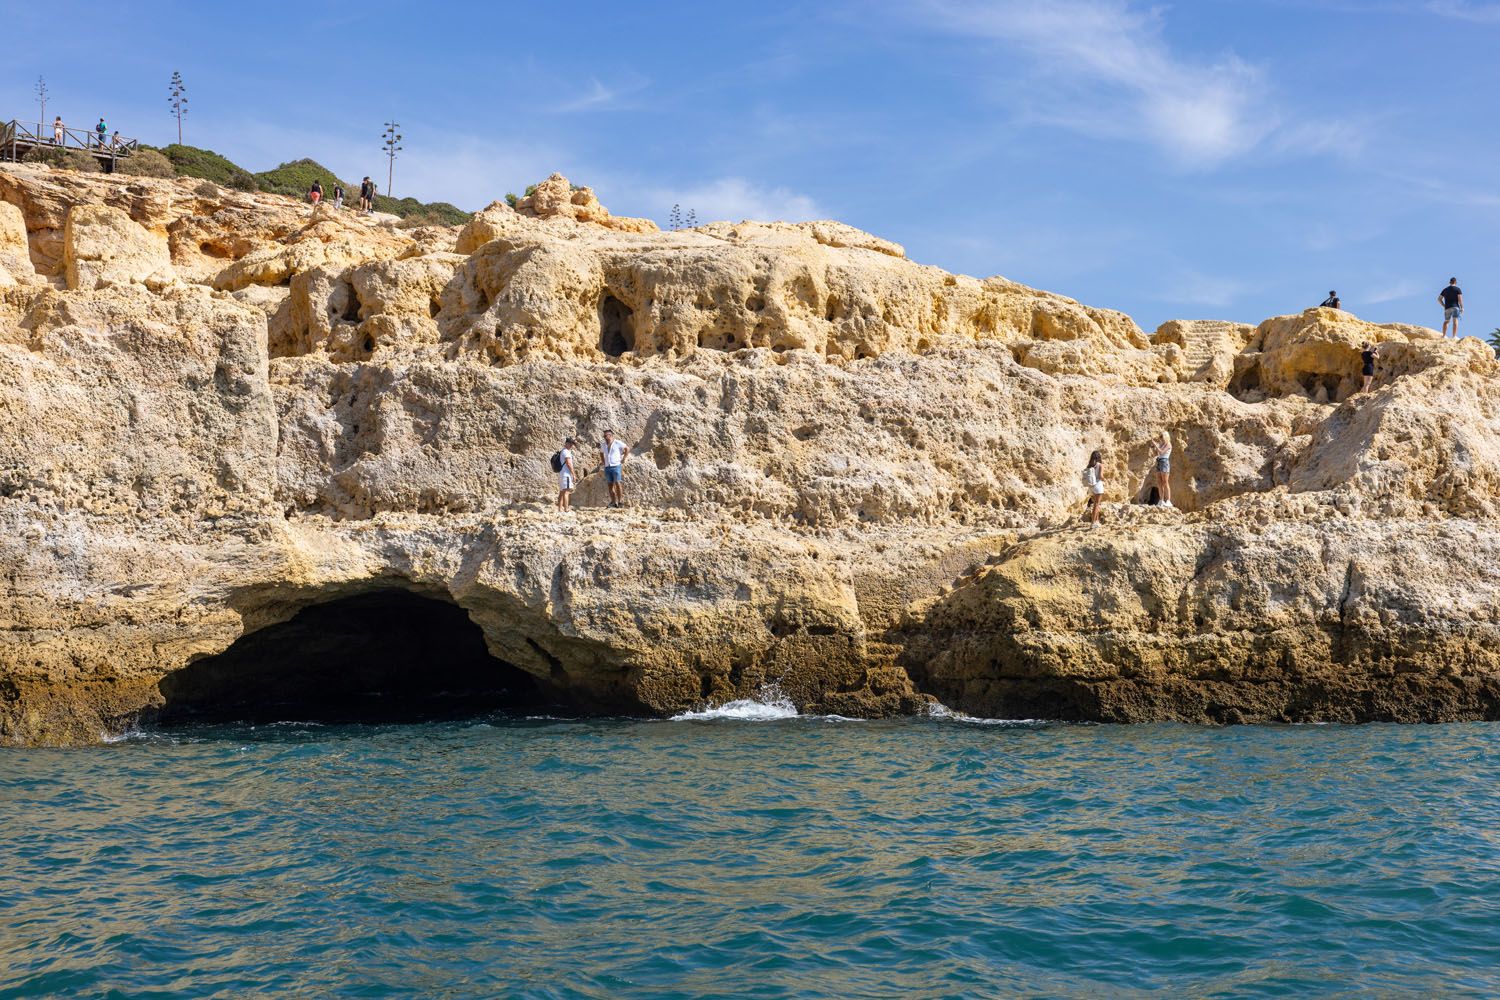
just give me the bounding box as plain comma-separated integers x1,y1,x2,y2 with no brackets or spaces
1,119,140,163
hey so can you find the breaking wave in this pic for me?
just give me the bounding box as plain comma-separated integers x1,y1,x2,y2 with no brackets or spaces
670,693,799,721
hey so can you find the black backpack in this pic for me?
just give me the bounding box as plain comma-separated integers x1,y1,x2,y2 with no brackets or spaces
549,451,563,473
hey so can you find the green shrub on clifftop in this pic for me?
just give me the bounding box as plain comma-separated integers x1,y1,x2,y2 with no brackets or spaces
24,146,99,172
374,195,470,226
116,149,176,178
253,158,342,198
160,144,258,190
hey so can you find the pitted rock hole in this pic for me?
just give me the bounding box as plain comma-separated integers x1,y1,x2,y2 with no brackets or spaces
154,590,544,725
599,294,635,357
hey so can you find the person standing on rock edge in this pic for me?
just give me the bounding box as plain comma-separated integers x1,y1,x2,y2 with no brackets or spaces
600,430,630,508
1321,290,1341,309
360,177,375,214
557,437,578,511
1083,450,1105,527
1360,342,1379,393
1153,431,1173,508
1439,278,1464,337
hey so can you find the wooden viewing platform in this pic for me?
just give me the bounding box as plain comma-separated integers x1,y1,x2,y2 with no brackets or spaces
1,119,141,172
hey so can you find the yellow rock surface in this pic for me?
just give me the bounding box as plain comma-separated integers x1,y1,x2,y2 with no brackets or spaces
2,161,1499,744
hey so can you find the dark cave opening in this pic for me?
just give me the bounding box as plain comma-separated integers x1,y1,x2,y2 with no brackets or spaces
154,590,545,725
599,294,635,357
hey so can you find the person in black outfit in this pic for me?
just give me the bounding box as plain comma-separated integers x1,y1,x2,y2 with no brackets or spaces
1320,290,1340,309
1360,342,1378,393
1439,279,1463,338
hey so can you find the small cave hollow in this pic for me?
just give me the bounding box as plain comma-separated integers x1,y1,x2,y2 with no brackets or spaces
599,294,635,357
154,590,546,725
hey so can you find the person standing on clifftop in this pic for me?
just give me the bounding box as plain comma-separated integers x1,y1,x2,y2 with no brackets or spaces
52,117,64,144
1321,291,1341,309
1082,450,1105,527
94,118,107,149
1440,279,1463,337
1153,431,1174,508
600,430,630,509
359,177,375,214
556,437,578,511
1360,342,1379,393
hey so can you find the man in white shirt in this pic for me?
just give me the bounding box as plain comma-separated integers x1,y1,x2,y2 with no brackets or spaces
600,429,630,508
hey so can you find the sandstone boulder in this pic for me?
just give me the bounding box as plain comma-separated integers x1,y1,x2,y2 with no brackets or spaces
0,201,34,285
515,173,660,234
63,204,176,291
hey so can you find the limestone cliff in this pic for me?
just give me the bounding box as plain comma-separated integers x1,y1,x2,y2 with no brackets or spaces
2,163,1497,745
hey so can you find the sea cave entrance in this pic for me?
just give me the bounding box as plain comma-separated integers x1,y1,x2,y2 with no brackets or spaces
155,590,544,725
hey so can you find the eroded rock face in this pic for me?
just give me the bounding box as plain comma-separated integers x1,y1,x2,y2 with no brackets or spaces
3,161,1499,744
63,204,176,291
513,172,659,233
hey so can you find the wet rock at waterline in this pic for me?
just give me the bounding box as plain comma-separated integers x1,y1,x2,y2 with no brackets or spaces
3,162,1500,745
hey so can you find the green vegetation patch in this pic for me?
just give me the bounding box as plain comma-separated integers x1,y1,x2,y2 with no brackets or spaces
374,195,470,226
252,158,344,198
254,159,471,224
116,148,176,178
22,146,99,172
160,144,258,190
24,141,473,223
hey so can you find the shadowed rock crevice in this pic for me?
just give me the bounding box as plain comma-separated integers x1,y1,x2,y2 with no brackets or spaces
599,294,634,356
154,590,548,725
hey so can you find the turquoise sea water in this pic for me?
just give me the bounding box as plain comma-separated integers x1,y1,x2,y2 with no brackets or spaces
3,711,1498,998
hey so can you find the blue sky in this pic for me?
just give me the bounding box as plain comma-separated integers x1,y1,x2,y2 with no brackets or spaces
5,0,1498,334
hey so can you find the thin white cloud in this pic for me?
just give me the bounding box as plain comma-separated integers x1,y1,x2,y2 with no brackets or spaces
1425,0,1500,21
555,79,618,113
552,73,650,113
644,178,823,224
921,0,1276,166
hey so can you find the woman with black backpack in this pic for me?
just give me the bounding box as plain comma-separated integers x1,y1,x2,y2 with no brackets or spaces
554,437,578,511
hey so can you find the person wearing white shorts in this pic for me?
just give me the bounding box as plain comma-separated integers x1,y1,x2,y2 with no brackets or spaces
557,437,577,511
1083,449,1105,527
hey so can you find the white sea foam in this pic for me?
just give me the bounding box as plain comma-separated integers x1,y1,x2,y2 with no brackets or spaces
671,692,799,721
101,727,177,745
926,702,1042,726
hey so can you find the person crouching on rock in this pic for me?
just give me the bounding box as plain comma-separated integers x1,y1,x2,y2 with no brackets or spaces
1082,450,1105,527
556,437,578,511
1153,431,1173,508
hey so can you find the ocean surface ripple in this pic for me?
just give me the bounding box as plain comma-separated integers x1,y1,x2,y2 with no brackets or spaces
3,713,1498,998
